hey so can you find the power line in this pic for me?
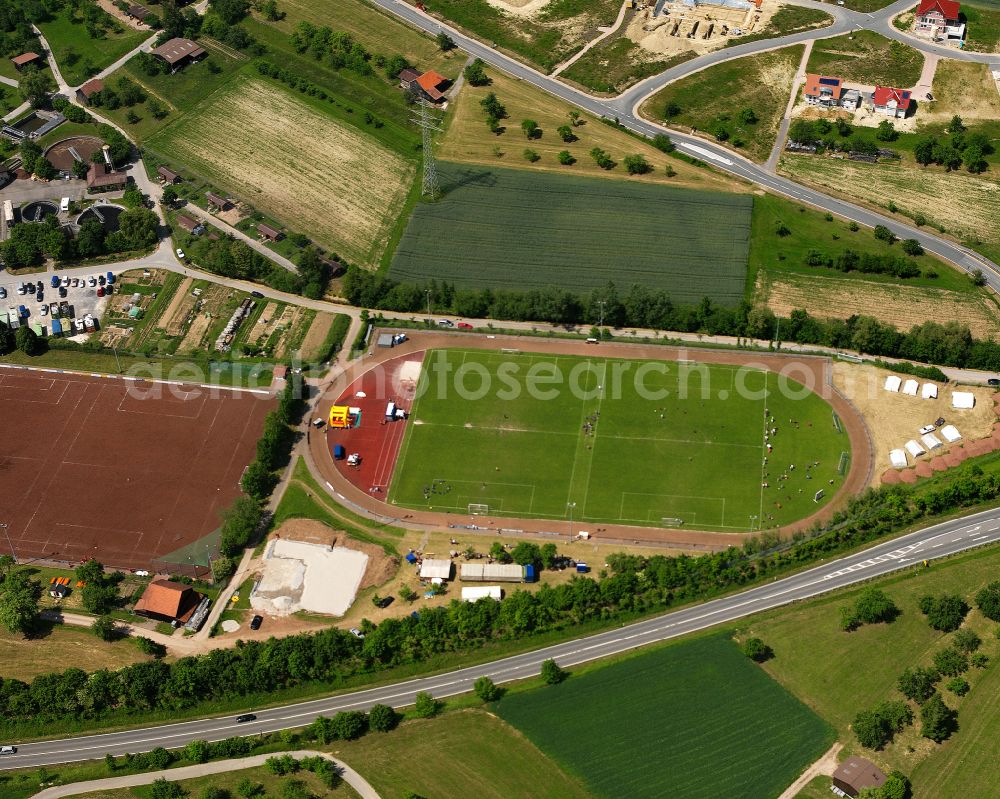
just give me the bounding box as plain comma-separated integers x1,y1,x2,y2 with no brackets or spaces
411,99,443,200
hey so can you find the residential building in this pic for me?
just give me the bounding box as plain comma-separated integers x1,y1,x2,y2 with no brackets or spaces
803,74,842,107
872,86,912,118
914,0,965,41
150,38,207,71
76,78,104,105
175,214,204,235
157,165,181,183
840,89,861,111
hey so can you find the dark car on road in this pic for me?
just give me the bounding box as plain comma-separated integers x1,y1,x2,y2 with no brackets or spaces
989,378,1000,387
251,290,264,298
250,615,263,630
235,714,257,723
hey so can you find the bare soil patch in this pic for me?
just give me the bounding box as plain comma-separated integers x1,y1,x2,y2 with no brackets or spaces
273,518,398,591
161,277,194,336
627,0,776,58
763,273,1000,339
486,0,553,16
927,60,1000,122
833,362,997,480
299,312,336,361
151,76,414,266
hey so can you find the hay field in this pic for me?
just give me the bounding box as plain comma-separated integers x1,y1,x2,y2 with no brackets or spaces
149,76,414,266
778,155,1000,247
927,61,1000,122
761,272,1000,338
441,68,742,192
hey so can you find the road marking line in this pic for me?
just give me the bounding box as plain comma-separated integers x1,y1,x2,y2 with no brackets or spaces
972,535,990,541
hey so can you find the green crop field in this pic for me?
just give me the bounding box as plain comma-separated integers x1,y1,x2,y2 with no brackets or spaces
496,634,834,799
389,164,752,304
388,349,849,531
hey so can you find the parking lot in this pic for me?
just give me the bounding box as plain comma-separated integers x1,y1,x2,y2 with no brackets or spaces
1,271,113,336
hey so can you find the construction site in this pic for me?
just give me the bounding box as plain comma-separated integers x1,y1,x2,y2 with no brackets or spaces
627,0,775,57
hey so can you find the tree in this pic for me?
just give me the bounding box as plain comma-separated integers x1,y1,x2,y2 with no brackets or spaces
126,109,140,125
413,691,439,718
0,571,41,635
900,239,923,256
76,217,107,258
556,124,576,143
474,675,501,701
853,701,911,750
738,107,757,125
240,459,275,500
540,658,567,684
367,703,399,732
623,154,652,175
841,588,898,631
34,157,56,180
557,150,575,165
897,666,938,704
963,143,986,173
664,101,681,119
521,119,539,139
0,322,13,356
511,542,541,567
330,710,366,740
150,778,187,799
919,594,968,632
184,739,211,764
211,0,251,24
463,58,489,86
949,114,965,133
436,31,456,51
540,543,558,569
969,268,987,287
876,120,898,142
975,581,1000,621
92,615,117,641
489,541,512,564
946,676,969,696
148,98,168,120
913,136,936,166
19,68,52,108
741,637,773,662
261,0,281,21
162,185,179,206
15,325,40,356
932,647,968,677
953,628,981,653
873,225,896,244
920,693,957,742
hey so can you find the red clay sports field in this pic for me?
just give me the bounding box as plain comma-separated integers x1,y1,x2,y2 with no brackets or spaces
0,366,273,571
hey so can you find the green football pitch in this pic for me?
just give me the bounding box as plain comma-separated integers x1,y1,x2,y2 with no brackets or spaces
387,350,850,531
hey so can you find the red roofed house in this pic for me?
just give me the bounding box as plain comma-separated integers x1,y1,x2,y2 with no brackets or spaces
803,74,843,108
11,52,42,71
414,70,449,103
87,163,128,192
133,579,203,624
915,0,964,41
872,86,913,118
76,78,104,105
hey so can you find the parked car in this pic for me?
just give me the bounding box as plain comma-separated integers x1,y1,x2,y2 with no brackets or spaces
0,287,6,299
457,322,473,329
0,745,16,755
71,278,80,288
16,283,25,295
436,319,454,327
349,628,365,639
988,378,1000,387
97,286,104,297
135,569,150,577
251,290,264,298
50,275,59,288
88,276,97,287
176,248,186,261
235,714,257,724
98,275,106,285
58,287,67,298
919,424,936,435
250,615,263,630
40,305,47,316
35,281,43,293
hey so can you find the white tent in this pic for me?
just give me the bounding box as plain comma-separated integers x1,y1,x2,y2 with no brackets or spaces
902,379,919,396
461,586,503,602
419,559,453,580
941,424,962,443
921,383,938,400
952,391,975,409
884,375,902,393
905,439,926,458
921,432,943,450
889,449,908,468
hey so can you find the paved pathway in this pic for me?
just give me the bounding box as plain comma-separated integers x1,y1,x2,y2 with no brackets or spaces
0,75,17,88
3,100,30,122
766,38,813,172
29,751,381,799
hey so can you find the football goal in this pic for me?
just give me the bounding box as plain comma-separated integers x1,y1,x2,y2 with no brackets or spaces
468,503,490,515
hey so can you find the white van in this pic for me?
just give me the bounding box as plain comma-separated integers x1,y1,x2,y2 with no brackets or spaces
60,197,70,213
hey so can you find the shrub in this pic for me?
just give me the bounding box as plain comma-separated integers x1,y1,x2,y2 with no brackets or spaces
970,652,989,668
953,628,981,653
540,658,567,684
920,693,957,742
413,691,439,718
522,148,540,163
474,675,502,701
975,581,1000,621
368,703,399,732
330,710,367,740
946,677,969,696
741,637,773,662
932,647,968,677
623,154,652,175
874,225,896,244
557,150,575,165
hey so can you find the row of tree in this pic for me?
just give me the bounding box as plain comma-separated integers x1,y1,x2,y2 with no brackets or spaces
342,270,1000,371
3,460,999,726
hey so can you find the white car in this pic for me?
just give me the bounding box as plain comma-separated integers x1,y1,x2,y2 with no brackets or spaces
349,628,365,639
61,277,70,288
176,248,186,261
40,305,48,316
88,276,97,287
16,283,25,295
919,424,936,435
73,319,84,332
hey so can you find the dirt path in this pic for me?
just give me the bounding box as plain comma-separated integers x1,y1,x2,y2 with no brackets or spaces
767,39,813,173
776,742,843,799
306,331,873,550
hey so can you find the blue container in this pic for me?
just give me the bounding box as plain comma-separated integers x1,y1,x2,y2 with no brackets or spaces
333,444,346,460
524,564,537,582
575,563,590,573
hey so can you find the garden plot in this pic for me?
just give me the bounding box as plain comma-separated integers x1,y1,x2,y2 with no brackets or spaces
251,538,369,617
149,76,414,266
244,303,315,359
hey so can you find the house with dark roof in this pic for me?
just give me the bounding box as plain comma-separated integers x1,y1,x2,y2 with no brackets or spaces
175,214,204,235
872,86,912,118
127,4,151,21
398,67,421,87
133,579,203,624
151,38,207,71
832,757,887,798
76,78,104,105
803,74,843,107
257,222,282,241
157,165,181,183
915,0,964,41
87,163,128,192
11,52,42,71
206,191,229,210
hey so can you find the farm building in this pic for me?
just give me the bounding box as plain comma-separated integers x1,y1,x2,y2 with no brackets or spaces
461,586,504,602
87,163,128,192
206,191,229,210
257,222,283,241
832,756,886,798
319,254,345,276
151,38,206,71
914,0,964,41
400,69,449,103
872,86,912,118
460,563,531,582
127,3,151,21
398,67,421,87
175,214,203,234
803,74,842,107
158,165,181,183
11,52,42,71
76,79,104,105
419,559,453,580
133,579,203,624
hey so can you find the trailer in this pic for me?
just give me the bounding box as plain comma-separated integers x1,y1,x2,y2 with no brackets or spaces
2,200,13,226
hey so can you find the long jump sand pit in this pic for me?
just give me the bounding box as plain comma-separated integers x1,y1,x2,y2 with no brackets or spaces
251,521,398,616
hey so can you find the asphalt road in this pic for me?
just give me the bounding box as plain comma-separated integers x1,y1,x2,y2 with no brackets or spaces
368,0,1000,291
3,506,999,769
